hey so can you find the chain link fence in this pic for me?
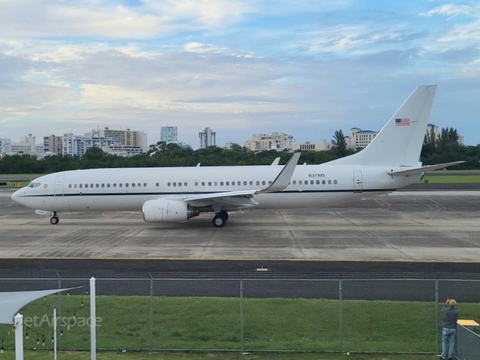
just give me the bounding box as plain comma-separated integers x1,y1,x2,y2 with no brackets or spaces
1,277,479,354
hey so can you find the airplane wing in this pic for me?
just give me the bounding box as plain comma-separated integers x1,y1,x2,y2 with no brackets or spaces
388,161,465,176
183,152,301,208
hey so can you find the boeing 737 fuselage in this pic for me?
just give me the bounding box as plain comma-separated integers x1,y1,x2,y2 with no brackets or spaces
11,85,463,227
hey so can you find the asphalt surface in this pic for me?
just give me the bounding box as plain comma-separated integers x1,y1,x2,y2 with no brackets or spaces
2,187,480,301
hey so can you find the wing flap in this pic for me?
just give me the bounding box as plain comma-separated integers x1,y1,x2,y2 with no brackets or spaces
183,152,301,207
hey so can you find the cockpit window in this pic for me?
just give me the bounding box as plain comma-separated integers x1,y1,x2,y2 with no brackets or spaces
28,182,41,188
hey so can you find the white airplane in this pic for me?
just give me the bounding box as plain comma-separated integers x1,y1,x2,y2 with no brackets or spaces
11,85,462,227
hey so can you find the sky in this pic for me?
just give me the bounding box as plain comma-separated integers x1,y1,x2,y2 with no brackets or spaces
0,0,479,149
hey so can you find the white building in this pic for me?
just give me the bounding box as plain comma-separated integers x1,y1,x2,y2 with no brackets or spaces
199,127,216,148
10,135,43,157
0,138,11,157
291,140,332,152
244,132,294,152
348,128,378,149
160,126,178,143
62,133,117,157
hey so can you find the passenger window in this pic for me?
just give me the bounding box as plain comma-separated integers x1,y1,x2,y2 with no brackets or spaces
107,184,110,188
195,182,199,186
173,183,176,187
132,183,135,187
90,184,94,188
250,181,253,186
96,184,99,188
293,180,297,185
243,181,247,185
328,180,332,184
125,183,129,187
316,180,320,184
79,184,83,188
310,180,314,185
119,183,123,188
256,181,260,186
334,180,337,184
113,183,117,187
208,182,212,186
262,181,266,185
167,182,170,187
269,181,272,184
138,183,142,187
214,181,218,186
68,184,72,189
226,181,230,186
202,182,205,186
322,180,326,185
299,180,302,185
101,184,105,188
220,182,224,186
74,184,77,188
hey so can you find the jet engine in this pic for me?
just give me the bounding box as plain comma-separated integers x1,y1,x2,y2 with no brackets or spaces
142,199,199,223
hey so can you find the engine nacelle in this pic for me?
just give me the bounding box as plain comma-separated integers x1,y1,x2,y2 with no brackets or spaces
142,199,198,223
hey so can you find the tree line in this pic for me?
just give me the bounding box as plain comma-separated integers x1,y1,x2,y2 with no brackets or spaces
0,127,477,174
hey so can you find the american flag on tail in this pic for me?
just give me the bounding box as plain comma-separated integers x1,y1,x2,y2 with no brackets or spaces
395,118,410,126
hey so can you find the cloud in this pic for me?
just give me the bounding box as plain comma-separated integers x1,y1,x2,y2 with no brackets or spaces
420,4,475,17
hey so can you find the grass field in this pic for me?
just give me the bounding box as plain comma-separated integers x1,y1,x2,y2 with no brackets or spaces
1,295,479,355
0,350,442,360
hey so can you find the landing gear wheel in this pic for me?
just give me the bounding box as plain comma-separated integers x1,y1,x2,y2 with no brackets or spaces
212,211,228,228
50,212,59,225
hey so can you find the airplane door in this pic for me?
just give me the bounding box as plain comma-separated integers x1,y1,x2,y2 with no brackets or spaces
182,180,190,192
353,171,363,193
54,175,64,196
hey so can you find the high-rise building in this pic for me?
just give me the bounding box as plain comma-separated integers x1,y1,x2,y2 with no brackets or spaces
0,138,11,156
199,127,216,148
244,132,294,152
160,126,178,143
93,127,147,151
43,135,63,155
62,133,117,157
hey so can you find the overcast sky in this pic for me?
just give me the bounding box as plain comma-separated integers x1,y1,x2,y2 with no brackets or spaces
0,0,479,148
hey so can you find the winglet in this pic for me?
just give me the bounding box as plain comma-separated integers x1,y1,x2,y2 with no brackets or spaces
271,157,281,166
257,152,301,193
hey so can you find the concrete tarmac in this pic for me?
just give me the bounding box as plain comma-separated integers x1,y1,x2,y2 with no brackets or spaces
2,188,480,262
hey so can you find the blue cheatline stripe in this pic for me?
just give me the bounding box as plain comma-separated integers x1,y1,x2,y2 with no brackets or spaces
21,188,396,198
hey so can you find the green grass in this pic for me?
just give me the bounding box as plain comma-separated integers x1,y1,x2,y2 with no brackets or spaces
421,175,480,183
0,351,442,360
1,296,479,354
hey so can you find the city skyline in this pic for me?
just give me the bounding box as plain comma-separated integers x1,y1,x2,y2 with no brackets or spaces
0,1,479,147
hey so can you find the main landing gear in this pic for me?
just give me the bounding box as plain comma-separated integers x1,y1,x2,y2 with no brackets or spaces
50,211,59,225
212,210,228,228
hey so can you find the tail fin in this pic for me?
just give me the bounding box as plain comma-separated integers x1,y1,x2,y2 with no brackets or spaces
328,85,437,167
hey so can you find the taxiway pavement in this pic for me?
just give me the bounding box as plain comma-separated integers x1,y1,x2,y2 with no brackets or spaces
2,188,480,262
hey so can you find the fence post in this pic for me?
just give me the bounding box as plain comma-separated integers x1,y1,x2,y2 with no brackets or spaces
149,273,154,351
339,277,343,353
240,279,244,352
435,277,439,354
90,277,96,360
14,313,23,360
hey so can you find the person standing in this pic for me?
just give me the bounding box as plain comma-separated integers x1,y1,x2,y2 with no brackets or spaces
442,298,459,360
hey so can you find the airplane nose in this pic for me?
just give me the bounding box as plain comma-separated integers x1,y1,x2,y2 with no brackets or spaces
11,188,22,203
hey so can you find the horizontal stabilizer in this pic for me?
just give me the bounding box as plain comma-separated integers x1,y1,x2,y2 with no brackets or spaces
388,161,465,176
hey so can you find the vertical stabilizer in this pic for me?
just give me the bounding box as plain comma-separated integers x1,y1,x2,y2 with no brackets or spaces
328,85,437,167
